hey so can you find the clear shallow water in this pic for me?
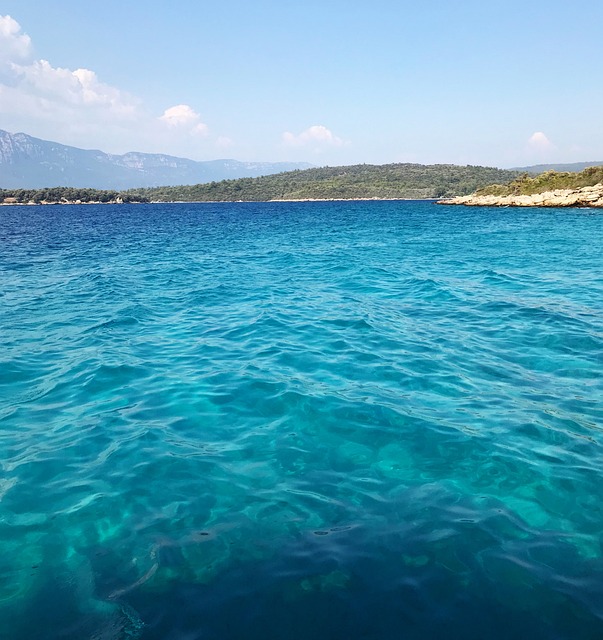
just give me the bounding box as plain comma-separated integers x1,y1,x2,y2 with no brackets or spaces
1,200,602,639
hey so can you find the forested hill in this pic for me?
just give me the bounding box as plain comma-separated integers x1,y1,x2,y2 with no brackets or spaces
128,163,522,202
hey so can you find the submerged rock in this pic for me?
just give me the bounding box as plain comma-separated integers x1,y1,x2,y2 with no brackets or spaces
299,569,351,593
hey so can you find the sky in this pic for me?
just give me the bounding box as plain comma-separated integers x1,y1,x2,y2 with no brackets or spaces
1,0,602,167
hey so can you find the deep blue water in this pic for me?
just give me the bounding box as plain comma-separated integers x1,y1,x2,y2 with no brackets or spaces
1,200,602,639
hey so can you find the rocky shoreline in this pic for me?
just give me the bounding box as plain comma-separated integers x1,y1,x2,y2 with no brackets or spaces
438,183,603,208
1,197,139,206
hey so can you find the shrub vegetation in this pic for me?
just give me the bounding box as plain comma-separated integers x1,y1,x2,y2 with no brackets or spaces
129,164,522,202
476,166,603,197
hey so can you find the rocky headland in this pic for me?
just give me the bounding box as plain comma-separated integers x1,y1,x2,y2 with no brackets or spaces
438,183,603,208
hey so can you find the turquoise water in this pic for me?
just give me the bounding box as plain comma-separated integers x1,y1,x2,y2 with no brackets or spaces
1,200,602,639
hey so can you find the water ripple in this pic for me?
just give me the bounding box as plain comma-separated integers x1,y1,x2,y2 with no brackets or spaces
1,202,602,639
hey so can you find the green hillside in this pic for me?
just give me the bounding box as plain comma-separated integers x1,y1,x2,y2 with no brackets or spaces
476,165,603,197
128,163,522,202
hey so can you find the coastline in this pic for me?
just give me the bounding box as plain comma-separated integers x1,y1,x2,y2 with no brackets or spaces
0,199,132,206
437,183,603,208
1,197,439,206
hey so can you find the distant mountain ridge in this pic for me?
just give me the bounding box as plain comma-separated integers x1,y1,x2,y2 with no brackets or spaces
513,161,603,174
0,130,313,189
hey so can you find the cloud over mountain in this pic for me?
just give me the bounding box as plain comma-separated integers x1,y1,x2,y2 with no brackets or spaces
0,15,215,157
159,105,209,136
528,131,554,150
282,125,344,149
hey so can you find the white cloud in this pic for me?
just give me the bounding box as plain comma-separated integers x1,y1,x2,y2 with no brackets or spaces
0,15,32,67
528,131,554,150
1,16,135,115
282,125,344,148
159,104,208,136
216,136,234,149
8,59,138,116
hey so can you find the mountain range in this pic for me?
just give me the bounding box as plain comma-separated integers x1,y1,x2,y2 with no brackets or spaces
0,129,312,190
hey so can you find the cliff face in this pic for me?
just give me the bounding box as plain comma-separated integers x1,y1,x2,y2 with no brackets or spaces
438,183,603,208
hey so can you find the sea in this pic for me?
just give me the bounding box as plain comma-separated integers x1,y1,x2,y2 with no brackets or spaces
1,200,602,639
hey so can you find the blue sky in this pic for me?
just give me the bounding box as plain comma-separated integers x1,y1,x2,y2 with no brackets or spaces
1,0,602,167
